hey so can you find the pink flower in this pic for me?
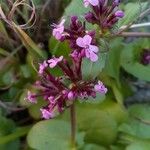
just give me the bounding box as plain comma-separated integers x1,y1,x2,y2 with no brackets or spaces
94,81,108,94
76,35,99,62
39,61,48,75
40,109,54,119
48,56,63,68
67,91,75,100
26,91,37,103
52,19,65,40
115,10,124,18
83,0,99,7
48,96,55,104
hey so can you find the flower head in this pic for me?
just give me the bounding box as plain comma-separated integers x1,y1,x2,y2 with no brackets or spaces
39,61,48,75
48,56,63,68
40,108,55,119
84,0,124,30
115,10,124,18
26,91,37,103
83,0,99,7
52,19,65,40
76,35,99,62
94,81,108,94
26,55,107,119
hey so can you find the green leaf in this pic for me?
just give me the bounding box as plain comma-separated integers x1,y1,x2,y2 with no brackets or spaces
77,105,117,146
126,141,150,150
117,2,148,27
82,53,107,80
121,40,150,81
49,37,70,58
64,0,89,16
104,38,124,85
82,144,106,150
28,99,47,119
98,100,128,124
27,120,71,150
119,104,150,140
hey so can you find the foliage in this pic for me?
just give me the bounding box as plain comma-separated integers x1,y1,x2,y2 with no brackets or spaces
0,0,150,150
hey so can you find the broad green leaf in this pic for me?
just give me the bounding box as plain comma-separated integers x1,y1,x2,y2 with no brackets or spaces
64,0,89,16
104,38,124,85
28,99,47,119
82,144,106,150
126,141,150,150
77,105,117,146
121,40,150,81
82,53,107,80
27,120,71,150
98,100,128,124
117,2,148,27
119,104,150,140
49,37,70,58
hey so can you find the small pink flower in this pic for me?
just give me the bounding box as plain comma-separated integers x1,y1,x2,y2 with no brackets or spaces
115,10,124,18
52,19,65,40
48,96,55,104
39,61,48,75
94,81,108,94
83,0,99,7
76,35,99,62
26,91,37,103
67,91,75,100
40,109,54,119
48,56,63,68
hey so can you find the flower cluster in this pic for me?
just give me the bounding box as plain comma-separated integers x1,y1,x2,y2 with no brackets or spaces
52,16,98,62
84,0,124,31
26,0,124,119
27,56,107,119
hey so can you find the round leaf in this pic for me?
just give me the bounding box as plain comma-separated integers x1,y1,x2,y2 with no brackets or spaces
27,120,71,150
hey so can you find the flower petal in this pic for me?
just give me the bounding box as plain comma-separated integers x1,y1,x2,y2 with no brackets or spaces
76,37,86,48
83,35,92,45
89,0,99,6
89,45,99,52
89,51,98,62
83,0,89,7
59,19,65,26
85,49,90,59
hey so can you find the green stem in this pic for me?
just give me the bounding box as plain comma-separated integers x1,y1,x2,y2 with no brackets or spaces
70,103,76,148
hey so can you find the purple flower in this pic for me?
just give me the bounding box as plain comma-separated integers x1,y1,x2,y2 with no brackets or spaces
84,0,124,30
26,91,37,103
83,0,99,7
40,108,54,119
94,81,108,94
39,61,48,75
115,10,124,18
141,49,150,65
68,91,75,100
52,19,65,40
48,56,63,68
76,35,99,62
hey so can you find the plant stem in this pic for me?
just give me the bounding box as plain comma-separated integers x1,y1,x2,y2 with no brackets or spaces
120,22,150,30
70,103,76,148
114,32,150,38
